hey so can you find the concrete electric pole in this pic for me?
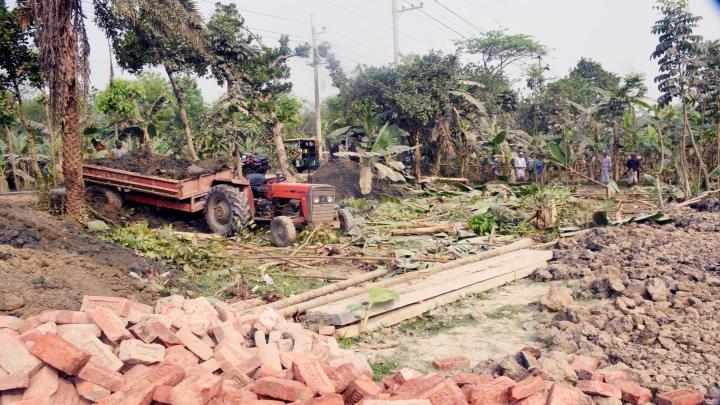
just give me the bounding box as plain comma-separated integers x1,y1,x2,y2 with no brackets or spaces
310,14,326,163
392,0,423,66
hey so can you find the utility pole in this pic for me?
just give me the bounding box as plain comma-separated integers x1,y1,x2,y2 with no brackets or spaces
392,0,423,66
310,14,325,164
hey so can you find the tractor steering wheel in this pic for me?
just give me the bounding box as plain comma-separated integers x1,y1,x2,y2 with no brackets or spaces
264,176,287,185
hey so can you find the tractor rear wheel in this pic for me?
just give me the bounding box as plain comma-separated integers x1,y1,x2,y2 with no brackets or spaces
270,216,297,247
85,185,123,221
205,185,251,236
338,208,355,233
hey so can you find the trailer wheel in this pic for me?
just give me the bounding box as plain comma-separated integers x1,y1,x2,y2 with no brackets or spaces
270,216,297,247
338,208,355,233
205,185,251,237
85,185,123,220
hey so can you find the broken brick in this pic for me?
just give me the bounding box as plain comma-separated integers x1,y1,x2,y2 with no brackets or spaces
450,373,493,387
0,373,31,391
292,356,335,395
342,375,382,405
547,382,579,405
254,376,316,402
570,355,599,374
29,333,91,375
0,330,43,375
576,380,621,399
118,339,165,365
175,328,213,361
393,368,423,385
607,379,652,405
656,389,705,405
22,365,58,400
170,372,223,405
80,296,130,317
77,361,125,392
432,356,470,371
417,378,468,405
89,307,132,343
75,379,111,402
510,376,545,401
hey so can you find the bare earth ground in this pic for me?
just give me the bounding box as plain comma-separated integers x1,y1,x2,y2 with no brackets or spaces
355,279,553,373
0,202,171,317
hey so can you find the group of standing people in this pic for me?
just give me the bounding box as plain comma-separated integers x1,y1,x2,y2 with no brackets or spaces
599,152,641,186
491,152,543,182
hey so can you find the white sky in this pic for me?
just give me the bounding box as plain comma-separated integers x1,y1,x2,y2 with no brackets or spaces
33,0,720,104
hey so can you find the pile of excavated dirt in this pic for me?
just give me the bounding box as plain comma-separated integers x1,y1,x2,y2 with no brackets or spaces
0,203,173,318
533,205,720,401
87,149,228,180
312,160,410,201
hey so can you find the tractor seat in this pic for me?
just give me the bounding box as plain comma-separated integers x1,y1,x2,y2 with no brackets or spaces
247,173,269,196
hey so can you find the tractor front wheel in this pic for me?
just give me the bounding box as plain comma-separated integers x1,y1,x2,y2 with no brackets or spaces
270,216,297,247
205,185,251,236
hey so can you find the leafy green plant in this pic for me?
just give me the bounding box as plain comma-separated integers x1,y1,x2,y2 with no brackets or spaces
369,359,399,381
467,211,499,235
349,287,400,334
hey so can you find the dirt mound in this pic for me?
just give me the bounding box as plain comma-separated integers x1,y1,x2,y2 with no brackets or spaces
312,159,410,200
689,198,720,213
0,203,173,318
534,213,720,400
87,149,228,180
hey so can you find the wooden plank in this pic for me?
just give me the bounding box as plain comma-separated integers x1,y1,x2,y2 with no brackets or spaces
309,250,552,325
335,262,546,338
305,250,531,323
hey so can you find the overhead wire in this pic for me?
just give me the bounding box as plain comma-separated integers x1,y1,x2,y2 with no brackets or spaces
430,0,483,33
401,0,465,39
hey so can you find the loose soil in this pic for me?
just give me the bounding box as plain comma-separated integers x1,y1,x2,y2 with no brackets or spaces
0,203,174,318
312,159,410,200
87,149,228,180
534,203,720,401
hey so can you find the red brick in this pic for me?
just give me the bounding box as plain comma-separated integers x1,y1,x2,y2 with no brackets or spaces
61,330,124,371
78,361,125,392
148,320,181,345
0,373,31,390
118,339,166,365
39,310,92,325
254,308,281,333
222,368,254,388
598,370,626,383
51,378,81,405
576,380,621,399
318,325,336,336
19,322,58,344
81,296,130,317
515,391,547,405
164,345,200,368
22,365,58,399
214,343,252,372
393,368,423,385
570,355,599,373
607,379,651,405
343,375,382,405
10,399,49,405
0,316,23,331
57,323,102,338
200,358,221,373
547,382,579,405
255,376,316,402
220,380,257,402
510,376,545,401
277,338,293,352
175,328,213,360
0,331,43,375
304,393,345,404
467,377,516,405
656,389,704,405
292,356,336,395
99,363,185,405
417,378,468,405
126,301,153,317
152,385,173,404
171,373,223,404
16,317,42,335
75,379,111,402
362,401,431,405
30,333,91,375
238,401,284,405
451,373,493,387
432,356,470,371
89,307,132,343
210,321,245,346
257,343,283,376
383,375,400,390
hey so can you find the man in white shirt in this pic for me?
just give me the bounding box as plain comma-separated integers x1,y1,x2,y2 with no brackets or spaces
513,152,527,182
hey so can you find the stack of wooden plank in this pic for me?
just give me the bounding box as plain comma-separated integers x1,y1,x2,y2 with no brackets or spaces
305,248,552,338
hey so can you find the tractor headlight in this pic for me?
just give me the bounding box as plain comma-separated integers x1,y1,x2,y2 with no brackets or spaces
313,196,320,204
326,196,333,203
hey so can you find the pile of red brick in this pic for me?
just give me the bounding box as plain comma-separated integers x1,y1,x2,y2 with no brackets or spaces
0,295,707,405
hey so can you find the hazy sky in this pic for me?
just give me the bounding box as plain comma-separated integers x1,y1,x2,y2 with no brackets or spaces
62,0,720,105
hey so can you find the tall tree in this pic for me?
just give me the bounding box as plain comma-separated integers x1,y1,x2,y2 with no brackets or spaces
94,79,143,142
96,0,206,160
206,3,310,176
0,0,45,187
459,30,546,75
0,90,20,189
651,0,707,195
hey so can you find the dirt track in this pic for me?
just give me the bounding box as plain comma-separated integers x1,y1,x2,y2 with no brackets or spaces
0,203,172,317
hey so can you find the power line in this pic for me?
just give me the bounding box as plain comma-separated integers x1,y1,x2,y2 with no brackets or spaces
430,0,483,33
325,28,394,60
402,1,465,39
322,0,423,42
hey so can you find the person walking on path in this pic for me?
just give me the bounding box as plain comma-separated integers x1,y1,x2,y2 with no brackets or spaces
601,152,612,184
527,153,537,182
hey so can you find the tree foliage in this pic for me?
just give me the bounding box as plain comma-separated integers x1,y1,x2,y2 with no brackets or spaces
460,30,547,74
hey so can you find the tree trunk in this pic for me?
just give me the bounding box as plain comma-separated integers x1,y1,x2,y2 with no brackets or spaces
432,142,442,177
4,124,21,190
271,122,291,176
716,120,720,169
113,120,119,142
166,67,198,161
62,79,85,220
13,81,44,188
683,102,710,191
413,131,422,185
42,94,60,178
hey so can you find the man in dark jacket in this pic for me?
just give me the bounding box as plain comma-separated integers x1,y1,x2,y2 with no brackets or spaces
627,154,641,186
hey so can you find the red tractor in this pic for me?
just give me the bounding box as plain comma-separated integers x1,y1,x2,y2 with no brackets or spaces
83,158,354,247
